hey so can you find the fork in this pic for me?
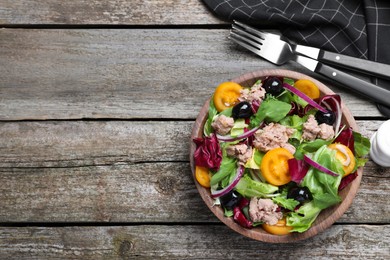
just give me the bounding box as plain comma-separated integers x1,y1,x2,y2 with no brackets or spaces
233,21,390,80
229,22,390,107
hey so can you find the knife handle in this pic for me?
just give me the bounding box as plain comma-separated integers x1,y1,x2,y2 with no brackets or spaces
315,63,390,107
318,50,390,80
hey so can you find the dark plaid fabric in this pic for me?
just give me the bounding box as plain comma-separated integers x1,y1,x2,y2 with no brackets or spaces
202,0,390,65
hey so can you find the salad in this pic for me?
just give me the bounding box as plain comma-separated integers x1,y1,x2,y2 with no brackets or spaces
193,76,370,235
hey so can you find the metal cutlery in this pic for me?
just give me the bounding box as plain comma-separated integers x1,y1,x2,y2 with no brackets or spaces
229,21,390,108
233,21,390,80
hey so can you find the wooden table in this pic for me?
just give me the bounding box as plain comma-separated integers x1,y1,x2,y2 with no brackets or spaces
0,1,389,258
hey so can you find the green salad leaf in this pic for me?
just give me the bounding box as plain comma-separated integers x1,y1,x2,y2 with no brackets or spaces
295,139,332,160
272,184,300,211
210,155,237,187
272,196,299,211
244,148,264,169
353,131,371,157
230,118,248,137
204,98,218,136
235,174,279,198
301,145,343,209
288,145,344,232
287,201,322,233
249,96,292,128
279,114,307,141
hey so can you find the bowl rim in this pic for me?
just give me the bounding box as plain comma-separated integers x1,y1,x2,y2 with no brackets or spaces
189,69,362,243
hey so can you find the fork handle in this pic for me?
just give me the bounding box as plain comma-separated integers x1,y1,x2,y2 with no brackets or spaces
318,51,390,80
315,63,390,107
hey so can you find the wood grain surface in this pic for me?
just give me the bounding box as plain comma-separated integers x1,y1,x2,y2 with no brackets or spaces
0,0,222,25
0,29,382,120
1,0,389,257
0,121,388,224
0,225,389,258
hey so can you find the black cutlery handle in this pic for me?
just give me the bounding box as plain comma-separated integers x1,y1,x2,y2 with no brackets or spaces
318,50,390,80
315,63,390,107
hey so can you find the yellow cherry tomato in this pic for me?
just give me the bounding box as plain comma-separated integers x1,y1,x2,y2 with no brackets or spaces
213,82,243,112
328,143,356,176
262,217,292,235
294,79,320,99
195,166,211,188
260,148,294,186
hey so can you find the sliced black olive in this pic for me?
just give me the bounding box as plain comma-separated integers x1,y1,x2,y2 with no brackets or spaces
232,101,253,119
315,110,336,125
262,76,284,96
287,186,313,203
219,191,242,210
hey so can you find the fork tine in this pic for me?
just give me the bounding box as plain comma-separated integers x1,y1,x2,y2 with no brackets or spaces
233,20,275,40
229,31,261,56
230,20,293,65
231,24,265,45
229,33,260,55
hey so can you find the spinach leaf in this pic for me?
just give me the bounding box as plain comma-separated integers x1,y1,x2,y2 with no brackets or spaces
249,96,292,128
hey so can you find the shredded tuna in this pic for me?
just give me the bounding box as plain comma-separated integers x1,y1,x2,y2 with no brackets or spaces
253,123,295,153
239,81,266,103
302,115,334,141
211,115,234,135
226,144,252,165
302,115,321,141
282,143,297,155
318,123,335,140
249,198,282,225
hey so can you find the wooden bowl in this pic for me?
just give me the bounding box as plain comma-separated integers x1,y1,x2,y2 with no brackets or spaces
189,69,362,243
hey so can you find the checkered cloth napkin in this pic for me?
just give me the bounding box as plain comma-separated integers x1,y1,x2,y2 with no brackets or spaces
202,0,390,65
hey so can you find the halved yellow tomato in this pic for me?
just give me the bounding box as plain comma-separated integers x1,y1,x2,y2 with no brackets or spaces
195,166,211,188
260,148,294,186
328,143,356,176
213,82,243,112
262,217,292,235
294,79,320,99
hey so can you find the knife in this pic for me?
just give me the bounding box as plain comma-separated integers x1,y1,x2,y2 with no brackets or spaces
262,31,390,81
294,55,390,108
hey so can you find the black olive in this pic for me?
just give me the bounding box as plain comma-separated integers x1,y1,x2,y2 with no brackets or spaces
219,191,242,210
315,110,336,125
262,76,284,96
232,101,253,119
287,186,313,203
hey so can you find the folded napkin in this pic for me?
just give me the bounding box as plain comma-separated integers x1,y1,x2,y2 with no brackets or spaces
203,0,390,65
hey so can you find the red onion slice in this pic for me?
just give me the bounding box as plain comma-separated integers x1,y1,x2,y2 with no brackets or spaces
320,96,342,135
283,83,327,113
216,125,261,142
303,155,339,177
211,165,244,198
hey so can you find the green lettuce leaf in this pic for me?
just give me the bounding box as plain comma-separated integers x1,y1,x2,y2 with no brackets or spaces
235,174,279,198
287,201,322,232
244,148,264,169
230,118,248,137
353,131,371,157
272,196,299,211
295,139,332,160
203,98,218,136
287,145,345,232
249,96,292,128
301,145,343,209
279,114,307,141
210,155,237,187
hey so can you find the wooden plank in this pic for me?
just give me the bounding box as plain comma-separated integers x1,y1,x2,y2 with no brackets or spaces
0,161,388,223
0,120,381,168
0,225,389,258
0,121,193,167
0,0,223,25
0,29,383,120
0,120,387,223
